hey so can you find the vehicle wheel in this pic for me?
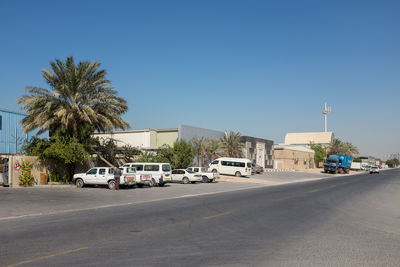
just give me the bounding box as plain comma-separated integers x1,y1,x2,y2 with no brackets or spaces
108,180,116,190
137,184,144,188
75,178,84,188
182,177,190,184
159,182,165,187
235,171,241,177
202,176,209,183
208,179,214,183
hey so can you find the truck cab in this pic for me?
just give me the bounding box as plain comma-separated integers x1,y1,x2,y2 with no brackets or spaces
323,154,352,174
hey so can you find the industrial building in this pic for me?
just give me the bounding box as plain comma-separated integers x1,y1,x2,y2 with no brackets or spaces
273,145,315,170
93,124,274,168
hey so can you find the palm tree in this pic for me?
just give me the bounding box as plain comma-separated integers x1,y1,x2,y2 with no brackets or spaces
328,138,343,155
192,137,206,166
17,56,129,138
220,131,244,158
204,138,221,162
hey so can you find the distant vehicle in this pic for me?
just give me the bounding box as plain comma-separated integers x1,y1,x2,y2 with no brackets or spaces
323,154,352,174
257,165,264,173
209,157,252,177
73,167,137,190
251,163,257,175
171,169,202,184
186,167,218,183
350,162,362,170
123,162,172,186
370,166,380,174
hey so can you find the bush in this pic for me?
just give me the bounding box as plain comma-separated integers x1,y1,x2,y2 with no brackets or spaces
62,172,70,183
19,160,35,187
49,171,59,182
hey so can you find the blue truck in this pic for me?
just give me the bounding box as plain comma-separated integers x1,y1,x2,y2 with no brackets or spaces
323,154,352,174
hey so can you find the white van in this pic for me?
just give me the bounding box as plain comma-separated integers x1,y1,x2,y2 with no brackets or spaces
123,162,172,186
208,157,252,177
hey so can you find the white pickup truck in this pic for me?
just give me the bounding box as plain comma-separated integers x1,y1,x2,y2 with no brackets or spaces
186,167,218,183
73,166,138,190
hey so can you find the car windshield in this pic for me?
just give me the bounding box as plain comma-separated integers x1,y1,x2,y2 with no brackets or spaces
326,159,337,163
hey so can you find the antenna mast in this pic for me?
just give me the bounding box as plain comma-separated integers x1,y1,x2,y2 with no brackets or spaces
322,100,331,132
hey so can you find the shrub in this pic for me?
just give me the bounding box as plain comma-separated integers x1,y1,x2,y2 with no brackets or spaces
49,171,59,182
62,172,70,183
19,160,35,187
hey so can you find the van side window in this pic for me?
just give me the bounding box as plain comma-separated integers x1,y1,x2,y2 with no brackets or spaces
194,168,199,172
144,165,159,171
221,161,228,166
99,168,106,175
179,170,185,174
109,168,115,174
247,163,252,168
133,165,143,171
211,160,219,165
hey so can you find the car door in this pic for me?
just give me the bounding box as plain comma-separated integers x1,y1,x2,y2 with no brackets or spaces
85,168,98,184
96,168,108,184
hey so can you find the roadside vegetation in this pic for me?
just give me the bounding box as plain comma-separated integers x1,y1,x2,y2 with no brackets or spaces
386,158,399,168
18,56,129,181
310,138,359,167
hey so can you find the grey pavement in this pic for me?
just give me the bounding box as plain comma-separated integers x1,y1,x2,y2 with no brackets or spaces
0,181,262,220
0,169,399,266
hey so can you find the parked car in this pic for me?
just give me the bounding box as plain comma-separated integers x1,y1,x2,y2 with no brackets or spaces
209,157,252,177
123,162,172,186
73,167,138,190
370,166,380,174
256,164,264,174
171,169,202,184
186,166,218,183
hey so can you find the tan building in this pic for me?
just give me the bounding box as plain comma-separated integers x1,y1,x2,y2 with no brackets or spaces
284,132,333,146
92,128,179,150
274,145,315,170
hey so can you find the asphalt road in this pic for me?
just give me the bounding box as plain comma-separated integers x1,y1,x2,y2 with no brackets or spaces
1,169,399,267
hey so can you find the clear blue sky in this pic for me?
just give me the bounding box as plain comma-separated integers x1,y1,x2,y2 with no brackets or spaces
1,0,399,158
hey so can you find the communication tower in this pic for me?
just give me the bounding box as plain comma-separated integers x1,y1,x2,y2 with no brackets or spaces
322,100,331,132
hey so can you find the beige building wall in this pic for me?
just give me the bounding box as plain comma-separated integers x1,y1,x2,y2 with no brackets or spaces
274,149,315,170
93,129,178,150
8,155,47,188
285,132,333,145
93,130,151,148
151,129,178,148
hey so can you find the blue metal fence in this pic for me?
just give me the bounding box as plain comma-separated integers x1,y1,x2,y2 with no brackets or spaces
0,109,46,153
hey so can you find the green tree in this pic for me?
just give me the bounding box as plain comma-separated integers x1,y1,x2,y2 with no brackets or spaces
122,145,141,162
386,158,400,168
310,143,327,167
169,140,195,169
96,138,118,166
192,137,206,166
327,138,359,157
137,151,157,163
220,131,244,157
204,138,221,162
353,157,362,163
17,56,129,139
